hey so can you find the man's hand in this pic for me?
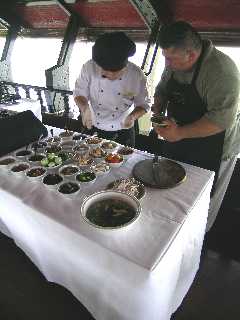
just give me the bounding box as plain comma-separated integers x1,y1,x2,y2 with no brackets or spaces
82,107,93,129
123,114,135,129
154,119,183,142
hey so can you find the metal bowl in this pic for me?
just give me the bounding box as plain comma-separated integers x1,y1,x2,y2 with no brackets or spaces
81,190,141,230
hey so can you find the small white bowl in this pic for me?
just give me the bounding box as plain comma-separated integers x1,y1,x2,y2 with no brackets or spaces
10,161,30,176
27,153,46,166
105,153,124,168
45,144,62,154
0,156,17,169
42,173,64,189
90,161,110,176
81,190,141,230
101,141,118,153
58,181,80,198
31,141,47,152
57,151,73,164
59,164,79,178
75,171,97,184
46,136,62,144
26,166,47,181
85,136,103,148
117,146,134,160
59,131,74,141
72,143,89,154
60,140,75,150
89,147,107,159
15,149,33,159
72,153,94,168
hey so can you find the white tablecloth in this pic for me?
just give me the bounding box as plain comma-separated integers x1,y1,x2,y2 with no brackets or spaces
0,98,42,121
0,149,214,320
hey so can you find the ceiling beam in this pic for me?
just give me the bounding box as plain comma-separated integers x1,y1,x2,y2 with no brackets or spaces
55,0,87,27
129,0,159,30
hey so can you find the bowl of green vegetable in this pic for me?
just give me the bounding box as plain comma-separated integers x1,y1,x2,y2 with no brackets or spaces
40,152,63,170
81,190,141,230
76,171,96,184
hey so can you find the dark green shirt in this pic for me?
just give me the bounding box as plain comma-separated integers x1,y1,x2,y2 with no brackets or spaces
155,40,240,160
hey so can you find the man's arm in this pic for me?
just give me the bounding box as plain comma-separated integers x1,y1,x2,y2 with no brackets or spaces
123,106,147,129
155,116,223,142
74,96,89,113
129,106,147,120
178,116,223,139
74,95,92,129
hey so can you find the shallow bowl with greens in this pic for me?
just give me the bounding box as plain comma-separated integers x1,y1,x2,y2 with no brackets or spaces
81,190,141,230
76,171,96,184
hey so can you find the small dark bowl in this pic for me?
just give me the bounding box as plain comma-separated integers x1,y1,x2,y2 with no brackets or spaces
0,156,16,168
15,149,33,158
45,145,62,154
42,173,63,188
31,141,47,150
10,162,30,174
58,181,80,197
26,166,46,180
28,153,46,164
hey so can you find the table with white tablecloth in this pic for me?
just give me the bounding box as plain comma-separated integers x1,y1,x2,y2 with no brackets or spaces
0,98,42,120
0,148,214,320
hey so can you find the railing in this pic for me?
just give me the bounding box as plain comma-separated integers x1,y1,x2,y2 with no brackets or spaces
0,81,73,115
0,80,140,134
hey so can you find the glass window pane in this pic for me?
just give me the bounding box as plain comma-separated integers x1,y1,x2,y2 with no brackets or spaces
11,37,62,86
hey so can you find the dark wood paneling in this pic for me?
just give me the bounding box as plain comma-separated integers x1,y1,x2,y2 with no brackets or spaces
170,0,240,30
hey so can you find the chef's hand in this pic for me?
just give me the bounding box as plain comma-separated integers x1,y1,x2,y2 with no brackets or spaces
154,118,183,142
123,114,135,129
82,107,93,129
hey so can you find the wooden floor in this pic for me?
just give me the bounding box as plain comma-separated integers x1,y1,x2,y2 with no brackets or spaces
1,160,240,320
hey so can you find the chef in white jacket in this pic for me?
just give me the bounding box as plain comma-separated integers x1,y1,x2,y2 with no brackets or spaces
73,32,150,146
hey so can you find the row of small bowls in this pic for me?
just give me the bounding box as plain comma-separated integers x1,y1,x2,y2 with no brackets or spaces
1,159,97,198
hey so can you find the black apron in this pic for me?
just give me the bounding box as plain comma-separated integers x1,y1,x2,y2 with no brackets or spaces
159,48,225,192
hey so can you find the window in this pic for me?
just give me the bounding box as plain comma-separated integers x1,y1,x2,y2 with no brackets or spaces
11,37,62,86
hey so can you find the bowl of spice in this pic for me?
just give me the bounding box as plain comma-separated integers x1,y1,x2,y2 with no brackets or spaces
26,166,47,181
10,162,30,176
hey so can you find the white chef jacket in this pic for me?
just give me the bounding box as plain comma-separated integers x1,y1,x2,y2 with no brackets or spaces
73,60,150,131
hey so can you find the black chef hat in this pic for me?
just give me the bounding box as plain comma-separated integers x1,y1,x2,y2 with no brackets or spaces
92,32,136,71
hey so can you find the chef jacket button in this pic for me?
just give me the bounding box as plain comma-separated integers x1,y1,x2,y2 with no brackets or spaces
112,114,115,117
119,78,122,80
97,113,100,116
118,92,121,95
111,125,114,128
115,107,118,110
99,103,102,106
97,122,100,125
100,89,103,92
